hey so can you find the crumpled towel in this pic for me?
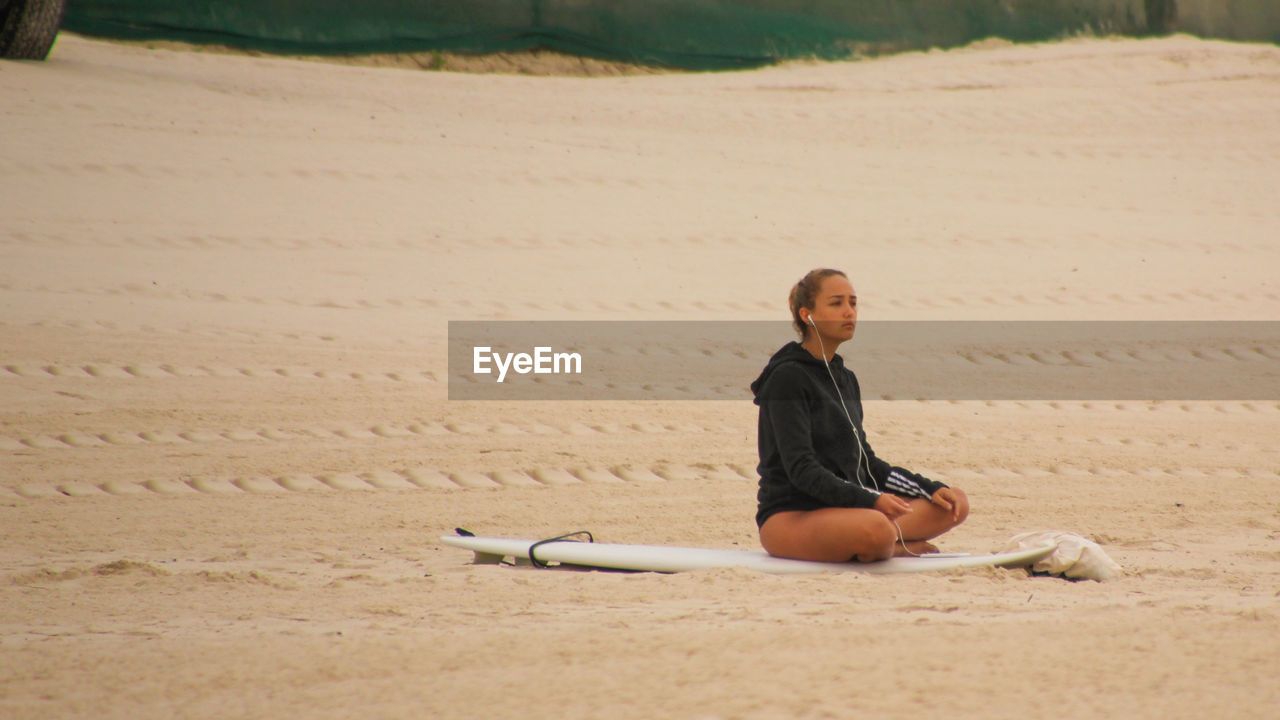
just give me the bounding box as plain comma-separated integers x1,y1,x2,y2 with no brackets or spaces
1001,530,1123,582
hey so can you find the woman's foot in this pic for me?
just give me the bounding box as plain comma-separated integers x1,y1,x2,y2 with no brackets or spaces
893,540,939,557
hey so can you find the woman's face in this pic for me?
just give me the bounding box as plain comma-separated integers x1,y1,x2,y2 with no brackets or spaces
808,275,857,343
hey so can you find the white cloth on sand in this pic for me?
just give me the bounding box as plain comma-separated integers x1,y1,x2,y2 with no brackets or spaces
1001,530,1122,582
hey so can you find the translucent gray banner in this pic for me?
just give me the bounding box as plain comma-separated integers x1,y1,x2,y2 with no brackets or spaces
447,321,1280,401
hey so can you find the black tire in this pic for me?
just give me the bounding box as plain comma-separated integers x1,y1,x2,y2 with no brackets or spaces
0,0,67,60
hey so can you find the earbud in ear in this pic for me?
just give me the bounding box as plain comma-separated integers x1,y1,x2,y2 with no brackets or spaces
806,315,815,327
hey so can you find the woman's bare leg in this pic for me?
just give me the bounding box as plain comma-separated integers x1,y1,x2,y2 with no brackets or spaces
761,489,970,563
892,489,970,543
759,508,897,563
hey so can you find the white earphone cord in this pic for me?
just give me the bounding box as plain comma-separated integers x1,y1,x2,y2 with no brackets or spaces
810,320,923,558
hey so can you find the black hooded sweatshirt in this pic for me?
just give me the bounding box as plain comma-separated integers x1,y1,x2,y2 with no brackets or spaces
750,341,946,528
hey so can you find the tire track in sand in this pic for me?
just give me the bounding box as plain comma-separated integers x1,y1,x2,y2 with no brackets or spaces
4,280,1277,318
0,418,726,453
8,227,1278,255
872,426,1270,454
6,464,1274,500
0,363,436,383
4,462,760,499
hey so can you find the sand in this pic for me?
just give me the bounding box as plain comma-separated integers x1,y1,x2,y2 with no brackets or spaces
2,32,1279,719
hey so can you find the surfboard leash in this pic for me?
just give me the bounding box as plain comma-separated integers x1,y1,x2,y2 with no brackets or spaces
528,530,595,568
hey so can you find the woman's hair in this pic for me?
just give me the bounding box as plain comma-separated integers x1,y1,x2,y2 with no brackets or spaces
789,268,847,339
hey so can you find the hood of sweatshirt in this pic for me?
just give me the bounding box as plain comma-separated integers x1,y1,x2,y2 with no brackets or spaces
749,341,844,402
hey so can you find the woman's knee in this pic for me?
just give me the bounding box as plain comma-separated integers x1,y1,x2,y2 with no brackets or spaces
864,513,898,547
852,513,897,561
951,488,971,525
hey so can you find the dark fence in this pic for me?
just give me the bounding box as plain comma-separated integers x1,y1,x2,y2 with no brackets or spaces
61,0,1278,71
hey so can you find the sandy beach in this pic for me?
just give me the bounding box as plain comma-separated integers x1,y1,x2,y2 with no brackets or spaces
2,32,1279,718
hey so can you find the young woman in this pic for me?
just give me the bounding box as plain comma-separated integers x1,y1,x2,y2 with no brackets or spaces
750,268,969,562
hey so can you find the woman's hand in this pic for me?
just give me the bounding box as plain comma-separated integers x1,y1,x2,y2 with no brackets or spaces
873,492,913,519
929,487,967,522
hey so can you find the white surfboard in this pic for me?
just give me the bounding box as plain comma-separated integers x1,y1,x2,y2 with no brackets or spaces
440,534,1057,575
